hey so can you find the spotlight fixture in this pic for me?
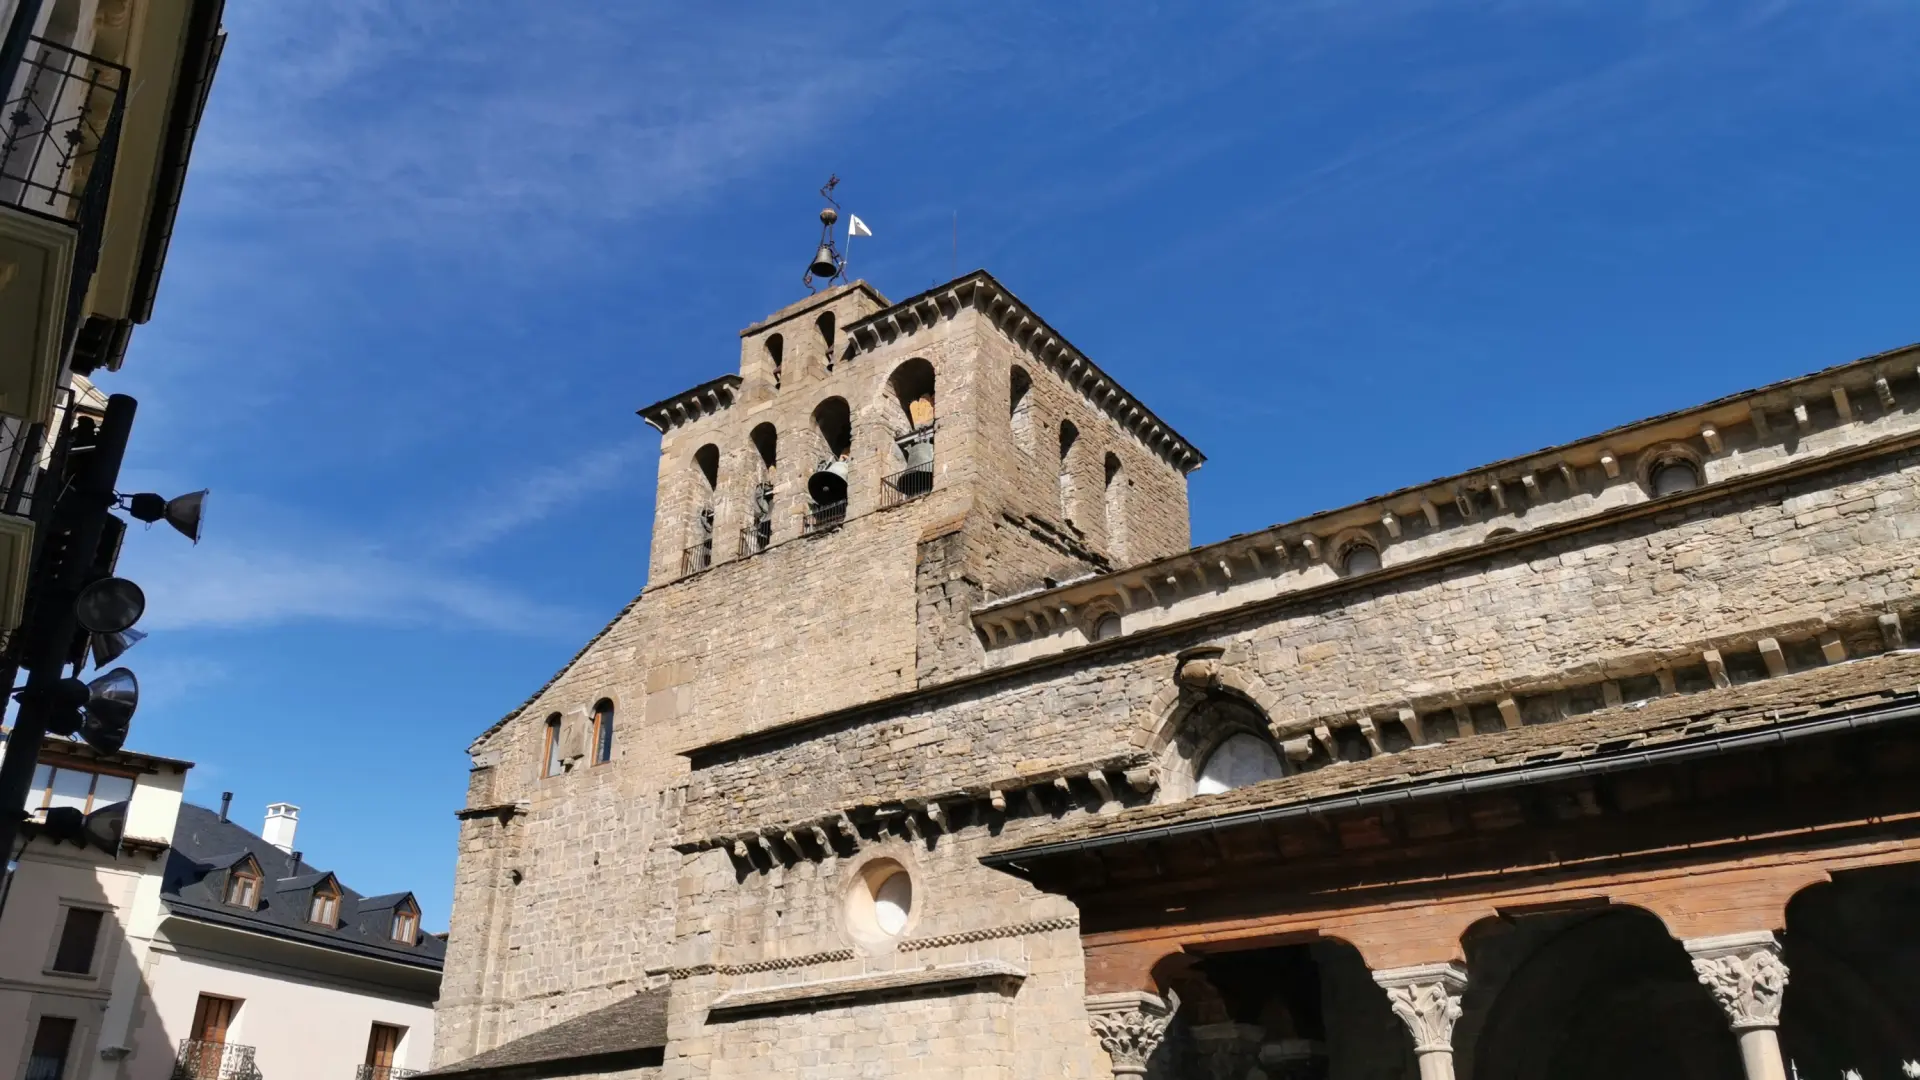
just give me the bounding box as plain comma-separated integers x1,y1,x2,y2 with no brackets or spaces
89,627,147,668
73,576,144,634
36,667,140,754
125,489,208,544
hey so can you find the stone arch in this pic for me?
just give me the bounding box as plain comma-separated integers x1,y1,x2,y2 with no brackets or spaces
1138,653,1286,755
1008,364,1033,453
1142,653,1294,802
1774,863,1920,1077
1462,906,1741,1080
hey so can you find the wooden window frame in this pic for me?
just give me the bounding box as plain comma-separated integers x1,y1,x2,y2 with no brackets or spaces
390,900,419,944
590,700,615,766
541,714,564,778
224,861,262,909
28,760,139,817
308,880,341,927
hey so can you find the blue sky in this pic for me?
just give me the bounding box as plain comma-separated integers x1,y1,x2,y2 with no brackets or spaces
97,2,1919,927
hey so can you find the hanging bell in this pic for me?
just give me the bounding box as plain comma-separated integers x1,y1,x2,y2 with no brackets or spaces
809,244,840,281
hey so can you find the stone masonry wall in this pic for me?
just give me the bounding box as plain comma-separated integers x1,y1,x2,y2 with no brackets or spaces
680,444,1920,842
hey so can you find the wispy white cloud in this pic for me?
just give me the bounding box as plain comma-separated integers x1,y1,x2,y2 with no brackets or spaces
432,437,651,555
118,510,581,636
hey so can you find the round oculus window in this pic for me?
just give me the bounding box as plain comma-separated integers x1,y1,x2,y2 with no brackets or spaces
846,859,915,947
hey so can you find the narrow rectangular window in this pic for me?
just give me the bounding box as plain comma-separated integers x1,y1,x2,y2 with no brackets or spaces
27,1015,76,1080
50,907,104,973
592,700,614,765
224,867,260,908
365,1022,404,1075
543,715,564,777
391,908,417,944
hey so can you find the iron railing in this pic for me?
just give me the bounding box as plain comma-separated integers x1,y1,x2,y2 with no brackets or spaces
171,1039,260,1080
355,1067,419,1080
0,35,128,361
679,539,713,575
803,499,846,535
739,523,770,556
879,463,934,509
0,35,127,223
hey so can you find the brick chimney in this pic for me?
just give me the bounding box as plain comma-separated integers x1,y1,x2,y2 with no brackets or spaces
263,802,299,853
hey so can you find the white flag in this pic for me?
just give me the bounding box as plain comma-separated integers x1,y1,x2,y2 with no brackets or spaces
848,215,872,238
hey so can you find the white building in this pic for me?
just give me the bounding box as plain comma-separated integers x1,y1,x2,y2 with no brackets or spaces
0,736,442,1080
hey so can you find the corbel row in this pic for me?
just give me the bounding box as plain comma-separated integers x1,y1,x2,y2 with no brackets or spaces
687,754,1160,872
841,273,1204,475
638,375,744,434
1261,606,1913,774
974,358,1920,654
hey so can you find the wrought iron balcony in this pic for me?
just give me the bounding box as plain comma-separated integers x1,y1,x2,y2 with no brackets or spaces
680,539,713,575
739,522,770,556
803,499,846,535
880,463,934,510
171,1039,259,1080
0,35,127,224
355,1067,419,1080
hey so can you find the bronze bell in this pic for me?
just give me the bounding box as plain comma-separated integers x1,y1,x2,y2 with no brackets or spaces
809,244,839,280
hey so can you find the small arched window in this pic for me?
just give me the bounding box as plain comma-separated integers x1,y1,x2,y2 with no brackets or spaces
1341,543,1382,576
1009,366,1033,452
1103,452,1126,559
1058,420,1080,522
591,699,615,765
1650,459,1701,496
1092,612,1122,641
1195,733,1286,795
542,713,564,778
816,311,836,372
765,333,784,390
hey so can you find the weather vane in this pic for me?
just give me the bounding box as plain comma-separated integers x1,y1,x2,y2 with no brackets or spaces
804,175,847,293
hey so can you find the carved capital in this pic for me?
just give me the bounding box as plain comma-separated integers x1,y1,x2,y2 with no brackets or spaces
1086,989,1180,1077
1685,931,1788,1031
1373,963,1467,1054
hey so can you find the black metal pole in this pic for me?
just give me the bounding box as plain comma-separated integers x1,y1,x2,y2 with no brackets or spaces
0,393,133,877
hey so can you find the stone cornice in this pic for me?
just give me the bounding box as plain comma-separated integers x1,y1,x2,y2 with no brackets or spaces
681,390,1920,766
973,342,1920,659
636,374,743,434
704,960,1026,1018
841,270,1205,475
677,751,1157,869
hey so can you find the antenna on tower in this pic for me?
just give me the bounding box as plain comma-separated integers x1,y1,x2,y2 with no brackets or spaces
803,175,847,294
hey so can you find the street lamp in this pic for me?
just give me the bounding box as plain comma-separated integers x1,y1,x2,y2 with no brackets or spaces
123,489,207,544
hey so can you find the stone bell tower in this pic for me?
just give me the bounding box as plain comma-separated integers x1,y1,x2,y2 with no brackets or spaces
631,206,1201,741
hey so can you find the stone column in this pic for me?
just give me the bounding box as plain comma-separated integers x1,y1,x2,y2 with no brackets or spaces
1087,990,1180,1079
1685,932,1790,1080
1373,963,1468,1080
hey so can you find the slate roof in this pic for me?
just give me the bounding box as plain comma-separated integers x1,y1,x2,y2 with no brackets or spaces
992,648,1920,859
161,802,445,969
420,989,669,1077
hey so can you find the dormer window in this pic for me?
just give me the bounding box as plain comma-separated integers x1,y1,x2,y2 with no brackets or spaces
224,860,261,909
391,900,420,945
308,880,341,927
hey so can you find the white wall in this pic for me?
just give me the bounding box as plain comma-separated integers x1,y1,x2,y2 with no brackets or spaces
143,934,436,1078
